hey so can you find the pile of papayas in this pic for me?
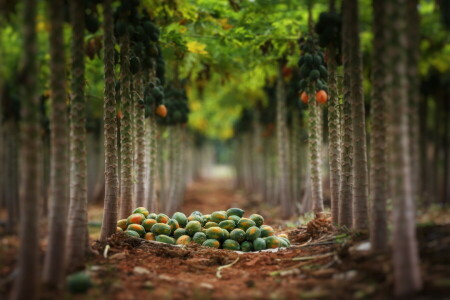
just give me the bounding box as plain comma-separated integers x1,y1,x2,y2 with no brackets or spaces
117,207,291,252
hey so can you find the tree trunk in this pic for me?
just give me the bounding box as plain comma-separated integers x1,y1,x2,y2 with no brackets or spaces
276,65,292,218
66,0,88,270
43,0,69,289
338,0,354,228
369,0,388,251
387,0,423,295
119,32,133,218
10,0,40,298
291,113,300,209
99,0,119,241
134,73,146,207
345,0,369,230
146,115,158,211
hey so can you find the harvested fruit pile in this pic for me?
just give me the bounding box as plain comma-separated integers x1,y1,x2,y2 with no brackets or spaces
116,207,291,252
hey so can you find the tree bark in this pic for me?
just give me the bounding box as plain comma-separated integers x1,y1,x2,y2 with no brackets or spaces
99,0,119,241
43,0,69,289
369,0,388,251
119,32,133,218
134,73,146,207
387,0,423,295
338,0,354,228
276,66,292,218
66,0,88,270
345,0,369,230
10,0,40,298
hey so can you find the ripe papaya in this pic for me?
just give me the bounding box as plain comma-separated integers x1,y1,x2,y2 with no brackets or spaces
260,225,275,237
116,227,123,232
141,218,157,232
127,213,146,225
222,228,230,240
245,226,261,241
265,236,282,248
210,211,228,223
176,235,192,245
205,221,219,228
167,219,180,233
253,238,266,251
127,224,145,237
222,239,240,251
156,104,167,118
144,232,156,241
117,219,127,230
132,207,149,217
174,228,187,240
156,213,170,224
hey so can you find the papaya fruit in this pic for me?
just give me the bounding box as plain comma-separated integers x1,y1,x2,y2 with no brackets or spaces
141,218,157,232
304,53,313,65
205,227,224,240
174,228,187,240
319,65,328,79
245,226,261,241
240,241,253,252
127,224,145,237
172,212,188,227
188,214,204,224
191,210,203,217
156,235,175,245
147,213,157,220
265,236,282,249
219,220,236,231
125,230,140,238
228,215,240,225
205,222,219,228
260,225,275,237
237,218,256,231
202,239,220,248
222,239,240,251
193,232,207,244
127,213,146,225
309,69,320,81
67,271,92,294
230,228,246,243
167,219,180,233
253,238,266,251
185,221,202,236
156,213,170,224
151,223,171,236
278,233,289,239
116,227,123,232
176,235,191,245
132,207,149,217
279,237,290,248
117,219,127,230
144,232,156,241
210,211,228,223
222,228,230,240
226,207,244,217
203,214,211,223
249,214,264,227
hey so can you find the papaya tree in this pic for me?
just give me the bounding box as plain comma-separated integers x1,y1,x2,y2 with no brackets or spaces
10,0,40,298
99,0,119,241
387,0,422,294
43,0,69,289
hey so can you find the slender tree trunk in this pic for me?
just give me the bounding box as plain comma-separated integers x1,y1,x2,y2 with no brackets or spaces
66,0,88,270
369,0,388,251
43,0,69,288
146,116,158,210
345,0,369,230
277,66,292,218
387,0,423,295
339,0,354,228
99,0,119,241
291,113,300,208
406,0,421,205
134,73,146,207
119,32,133,218
10,0,40,298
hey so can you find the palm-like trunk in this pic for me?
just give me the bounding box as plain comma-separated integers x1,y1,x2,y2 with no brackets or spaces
11,0,40,298
387,0,422,295
146,115,158,211
43,0,69,288
99,0,119,241
369,0,388,251
119,32,133,218
66,0,88,269
338,0,354,228
134,73,146,207
276,66,292,218
346,0,369,230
